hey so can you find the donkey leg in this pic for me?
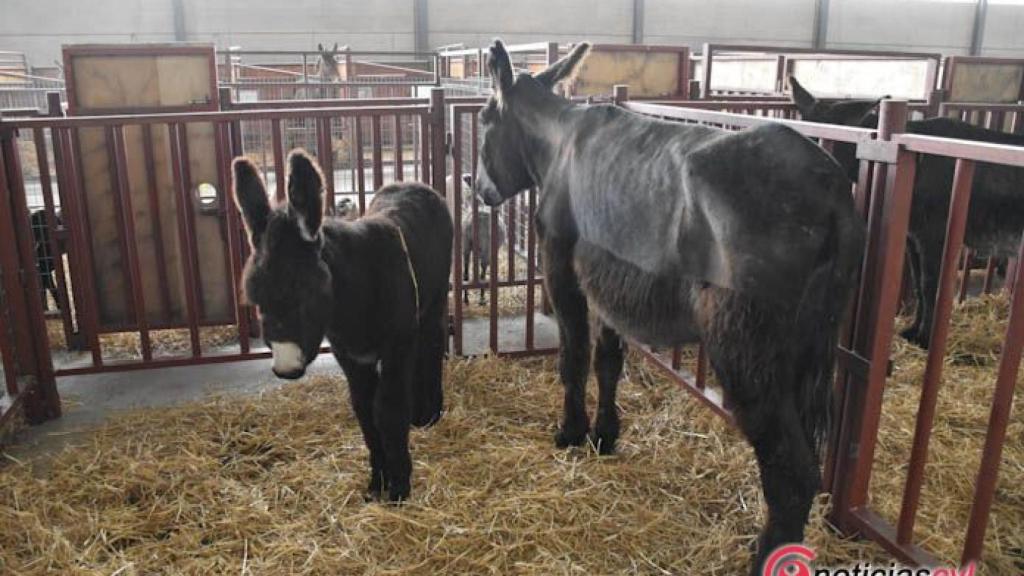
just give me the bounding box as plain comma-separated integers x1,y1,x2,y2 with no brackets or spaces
909,234,944,350
589,323,624,455
543,238,591,448
738,400,819,576
377,342,416,502
337,356,387,500
479,260,488,305
463,250,470,304
900,238,924,342
411,297,446,427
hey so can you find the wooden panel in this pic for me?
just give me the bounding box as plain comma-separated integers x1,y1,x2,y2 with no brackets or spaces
949,63,1024,103
184,122,232,323
64,44,225,329
64,44,218,115
571,49,681,98
449,59,465,79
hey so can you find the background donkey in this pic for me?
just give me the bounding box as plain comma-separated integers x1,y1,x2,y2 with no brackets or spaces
233,150,452,502
475,40,864,575
30,208,64,312
448,173,508,305
316,42,346,82
790,76,1024,348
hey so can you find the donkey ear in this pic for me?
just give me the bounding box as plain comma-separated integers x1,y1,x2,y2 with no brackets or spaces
789,76,817,116
834,98,884,126
232,157,271,247
318,43,324,52
488,39,514,95
332,42,339,53
286,149,325,242
536,42,591,89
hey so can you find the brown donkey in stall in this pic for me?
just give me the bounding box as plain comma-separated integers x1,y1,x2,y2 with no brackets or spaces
233,150,453,502
475,40,864,575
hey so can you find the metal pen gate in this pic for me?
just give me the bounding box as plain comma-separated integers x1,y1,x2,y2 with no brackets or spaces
622,91,1024,568
3,79,1023,570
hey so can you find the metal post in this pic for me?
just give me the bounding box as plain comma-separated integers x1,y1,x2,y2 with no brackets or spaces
829,100,911,527
812,0,830,50
700,43,712,99
429,87,446,195
613,85,629,106
970,0,988,56
632,0,645,45
0,125,61,423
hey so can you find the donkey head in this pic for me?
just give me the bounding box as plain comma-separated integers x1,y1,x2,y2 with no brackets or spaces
318,42,343,80
475,39,591,206
233,150,332,380
790,76,884,127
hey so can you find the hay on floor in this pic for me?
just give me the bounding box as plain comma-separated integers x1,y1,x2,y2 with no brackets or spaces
1,352,892,575
1,295,1020,574
869,292,1024,574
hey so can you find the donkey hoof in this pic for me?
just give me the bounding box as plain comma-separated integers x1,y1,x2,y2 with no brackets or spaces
901,327,930,349
588,427,619,455
364,471,388,501
387,483,410,503
554,427,588,448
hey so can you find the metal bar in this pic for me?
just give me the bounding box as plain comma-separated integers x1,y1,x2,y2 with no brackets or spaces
450,110,464,356
1,105,433,127
372,115,383,189
419,113,430,184
111,125,152,361
625,101,877,143
430,88,446,196
848,508,943,567
176,124,206,322
104,126,138,322
394,114,404,182
216,122,250,355
271,119,285,201
210,121,238,347
525,187,537,351
471,115,480,287
961,234,1024,565
897,159,977,545
355,117,366,213
61,128,102,364
489,208,499,354
696,344,708,390
507,195,516,282
169,123,201,356
141,123,174,323
700,43,712,98
316,118,335,210
636,345,733,424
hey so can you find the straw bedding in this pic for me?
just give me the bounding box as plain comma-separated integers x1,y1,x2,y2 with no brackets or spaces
2,294,1020,574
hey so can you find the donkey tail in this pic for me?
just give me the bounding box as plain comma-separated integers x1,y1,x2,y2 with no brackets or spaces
795,208,865,458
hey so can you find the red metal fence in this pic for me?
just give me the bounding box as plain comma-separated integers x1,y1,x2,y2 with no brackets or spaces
623,91,1024,568
2,78,1022,570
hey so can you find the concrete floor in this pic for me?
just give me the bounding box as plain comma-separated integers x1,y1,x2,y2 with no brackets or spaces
4,312,560,460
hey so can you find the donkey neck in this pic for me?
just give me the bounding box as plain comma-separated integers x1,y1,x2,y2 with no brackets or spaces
512,95,574,189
